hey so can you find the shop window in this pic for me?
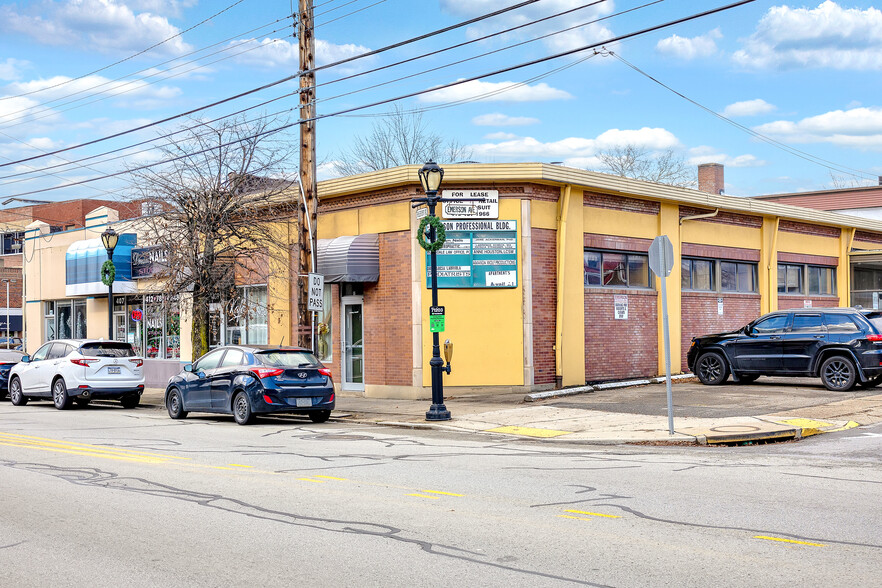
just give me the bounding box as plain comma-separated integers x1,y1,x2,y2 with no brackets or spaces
226,285,268,346
808,266,836,295
584,250,652,289
721,261,757,293
681,258,714,291
777,264,804,294
44,302,56,341
316,285,332,361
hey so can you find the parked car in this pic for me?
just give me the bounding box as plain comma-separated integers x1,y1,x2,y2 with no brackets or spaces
0,349,24,399
165,346,335,425
0,337,23,350
8,340,145,409
687,308,882,391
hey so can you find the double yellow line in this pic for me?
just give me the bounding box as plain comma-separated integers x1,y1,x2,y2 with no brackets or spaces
0,432,190,464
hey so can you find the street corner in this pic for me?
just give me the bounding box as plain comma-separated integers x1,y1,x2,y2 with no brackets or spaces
767,417,860,439
677,418,801,445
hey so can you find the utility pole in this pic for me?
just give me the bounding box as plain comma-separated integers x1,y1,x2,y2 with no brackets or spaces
298,0,317,348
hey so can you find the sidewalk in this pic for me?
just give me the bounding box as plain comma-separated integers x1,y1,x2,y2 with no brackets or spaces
137,381,882,445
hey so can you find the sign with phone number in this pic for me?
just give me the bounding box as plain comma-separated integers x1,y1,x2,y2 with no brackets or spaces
426,220,518,289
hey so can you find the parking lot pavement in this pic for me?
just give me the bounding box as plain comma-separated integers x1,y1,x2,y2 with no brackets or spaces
136,378,882,445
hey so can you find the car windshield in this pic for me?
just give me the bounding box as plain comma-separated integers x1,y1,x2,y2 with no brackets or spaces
0,350,23,362
864,312,882,333
256,350,319,367
79,342,136,357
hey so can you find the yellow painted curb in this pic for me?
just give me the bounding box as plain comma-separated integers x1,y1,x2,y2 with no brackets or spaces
486,426,571,438
772,418,860,437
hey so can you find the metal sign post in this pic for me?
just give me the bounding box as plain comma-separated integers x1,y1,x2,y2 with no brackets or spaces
649,235,675,436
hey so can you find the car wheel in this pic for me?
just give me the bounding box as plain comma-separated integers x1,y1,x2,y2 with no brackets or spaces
166,388,188,419
52,378,72,410
74,397,91,408
821,356,857,391
233,391,255,425
120,394,140,409
9,377,27,406
308,410,331,424
695,352,729,385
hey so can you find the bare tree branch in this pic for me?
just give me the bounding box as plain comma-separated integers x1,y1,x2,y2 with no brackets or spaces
595,145,696,188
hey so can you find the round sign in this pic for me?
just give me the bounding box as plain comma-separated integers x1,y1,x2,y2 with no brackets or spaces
131,309,143,322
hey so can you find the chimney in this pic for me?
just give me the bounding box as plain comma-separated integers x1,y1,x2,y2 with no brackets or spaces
698,163,724,195
878,175,881,186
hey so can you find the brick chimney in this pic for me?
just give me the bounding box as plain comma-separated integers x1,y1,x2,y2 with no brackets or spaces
698,163,724,195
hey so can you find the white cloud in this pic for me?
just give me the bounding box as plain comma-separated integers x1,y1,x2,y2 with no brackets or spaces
688,146,765,168
0,95,59,126
421,79,572,104
4,74,180,114
472,113,540,126
733,1,882,70
484,132,519,141
0,58,28,81
721,99,776,118
228,37,373,73
468,127,681,164
753,106,882,149
439,0,615,52
128,1,197,18
656,28,722,60
0,0,192,55
317,160,343,181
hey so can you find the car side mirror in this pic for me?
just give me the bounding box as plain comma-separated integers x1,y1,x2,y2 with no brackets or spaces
183,363,193,372
20,355,29,363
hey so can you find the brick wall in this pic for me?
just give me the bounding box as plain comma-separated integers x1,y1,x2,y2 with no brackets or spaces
778,296,840,310
584,191,659,214
532,228,557,385
779,219,841,238
855,230,882,245
585,288,657,381
363,231,412,387
681,292,760,370
679,206,763,228
0,267,22,307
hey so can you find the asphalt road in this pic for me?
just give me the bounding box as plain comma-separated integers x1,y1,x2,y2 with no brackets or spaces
1,400,881,587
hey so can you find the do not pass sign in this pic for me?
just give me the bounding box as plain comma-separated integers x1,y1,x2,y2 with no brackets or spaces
307,273,324,312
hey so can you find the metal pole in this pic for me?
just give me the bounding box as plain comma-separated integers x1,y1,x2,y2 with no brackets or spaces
659,246,674,435
5,280,8,349
426,196,450,421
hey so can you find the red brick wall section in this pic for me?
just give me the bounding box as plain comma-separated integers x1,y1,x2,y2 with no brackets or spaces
855,230,882,245
681,243,760,262
532,228,557,385
681,293,760,370
779,220,840,238
363,232,412,387
584,191,660,215
777,252,838,266
679,206,763,228
585,288,658,381
778,296,840,310
0,267,22,307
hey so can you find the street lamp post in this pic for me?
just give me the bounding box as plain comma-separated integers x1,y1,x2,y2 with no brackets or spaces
414,162,450,421
101,227,119,341
1,278,8,349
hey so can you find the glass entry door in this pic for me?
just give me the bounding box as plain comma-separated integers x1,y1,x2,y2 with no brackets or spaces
342,295,364,391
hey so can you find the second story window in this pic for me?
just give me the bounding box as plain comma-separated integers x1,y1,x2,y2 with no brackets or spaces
721,261,758,293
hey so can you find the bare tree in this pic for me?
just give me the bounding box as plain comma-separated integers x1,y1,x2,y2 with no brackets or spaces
333,104,473,175
126,115,298,358
595,145,696,188
827,171,874,189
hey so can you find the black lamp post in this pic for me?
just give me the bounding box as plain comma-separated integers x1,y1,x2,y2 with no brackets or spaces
101,226,119,340
415,162,451,421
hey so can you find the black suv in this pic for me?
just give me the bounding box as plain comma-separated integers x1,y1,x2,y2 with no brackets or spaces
687,308,882,391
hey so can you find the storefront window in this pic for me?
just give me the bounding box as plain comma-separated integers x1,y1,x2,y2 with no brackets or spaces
127,297,144,356
166,296,180,359
144,294,164,359
225,285,268,346
317,285,332,361
57,303,72,339
73,300,86,339
44,302,56,341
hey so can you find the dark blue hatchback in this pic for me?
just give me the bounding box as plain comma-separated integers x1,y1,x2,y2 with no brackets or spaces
165,346,335,425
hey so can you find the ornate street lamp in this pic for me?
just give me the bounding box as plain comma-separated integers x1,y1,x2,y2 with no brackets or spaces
414,162,450,421
101,226,119,340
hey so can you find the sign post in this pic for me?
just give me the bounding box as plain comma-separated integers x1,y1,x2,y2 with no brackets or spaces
649,235,675,436
307,273,324,355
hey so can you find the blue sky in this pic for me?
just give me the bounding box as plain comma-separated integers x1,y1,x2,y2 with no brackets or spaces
0,0,880,204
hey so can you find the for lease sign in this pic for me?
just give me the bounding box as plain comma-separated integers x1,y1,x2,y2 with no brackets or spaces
441,190,498,219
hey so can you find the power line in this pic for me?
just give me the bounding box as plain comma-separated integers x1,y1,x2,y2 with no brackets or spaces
0,0,554,169
608,52,876,181
0,0,251,103
0,0,758,199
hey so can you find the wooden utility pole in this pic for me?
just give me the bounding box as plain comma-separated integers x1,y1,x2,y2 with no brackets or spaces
298,0,317,348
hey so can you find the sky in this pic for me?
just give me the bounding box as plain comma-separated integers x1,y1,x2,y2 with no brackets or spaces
0,0,881,206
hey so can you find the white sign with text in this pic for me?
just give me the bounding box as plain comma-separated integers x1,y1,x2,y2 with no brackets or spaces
441,190,499,219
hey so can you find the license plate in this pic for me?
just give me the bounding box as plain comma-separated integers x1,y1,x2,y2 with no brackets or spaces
296,397,312,408
107,366,121,374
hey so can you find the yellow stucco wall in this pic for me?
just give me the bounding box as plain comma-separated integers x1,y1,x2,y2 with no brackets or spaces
584,206,658,240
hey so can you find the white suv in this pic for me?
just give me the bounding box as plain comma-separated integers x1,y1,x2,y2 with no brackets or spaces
8,339,145,409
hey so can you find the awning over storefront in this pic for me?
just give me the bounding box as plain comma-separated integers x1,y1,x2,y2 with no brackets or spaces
65,234,138,296
317,234,380,282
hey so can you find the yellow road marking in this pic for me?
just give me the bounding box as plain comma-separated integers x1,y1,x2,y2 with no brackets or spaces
825,421,860,433
776,418,834,429
486,426,571,438
559,515,600,522
0,432,193,464
563,510,621,519
419,489,464,497
313,475,347,481
208,466,237,470
0,441,168,464
298,478,326,483
406,493,440,499
754,535,824,547
227,464,253,468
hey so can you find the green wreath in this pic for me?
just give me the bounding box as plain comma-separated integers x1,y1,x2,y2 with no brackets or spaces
417,216,446,252
100,260,116,287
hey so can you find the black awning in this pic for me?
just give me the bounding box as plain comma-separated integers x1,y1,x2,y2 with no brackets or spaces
317,234,380,283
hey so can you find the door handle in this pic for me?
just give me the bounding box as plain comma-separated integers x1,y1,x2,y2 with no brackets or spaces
813,335,824,339
769,336,781,340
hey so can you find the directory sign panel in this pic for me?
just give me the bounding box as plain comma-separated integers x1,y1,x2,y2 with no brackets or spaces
426,220,518,289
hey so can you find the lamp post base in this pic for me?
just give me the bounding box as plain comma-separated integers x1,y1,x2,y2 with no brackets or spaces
425,404,451,421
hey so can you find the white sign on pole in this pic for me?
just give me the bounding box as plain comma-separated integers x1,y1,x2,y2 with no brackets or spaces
307,273,324,312
441,190,498,219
